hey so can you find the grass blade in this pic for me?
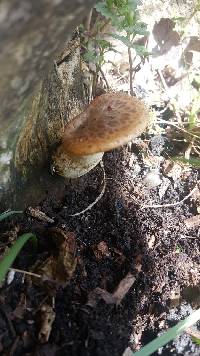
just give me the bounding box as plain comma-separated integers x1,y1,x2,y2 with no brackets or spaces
133,308,200,356
0,233,37,282
0,210,23,222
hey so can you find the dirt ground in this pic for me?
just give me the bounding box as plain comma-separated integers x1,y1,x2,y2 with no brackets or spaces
1,2,200,353
0,133,200,355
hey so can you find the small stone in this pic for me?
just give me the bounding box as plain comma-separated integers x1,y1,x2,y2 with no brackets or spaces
143,170,162,188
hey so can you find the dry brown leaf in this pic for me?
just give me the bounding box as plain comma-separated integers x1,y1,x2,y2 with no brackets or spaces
26,207,54,223
92,241,110,260
38,304,55,343
162,160,183,181
33,228,77,287
112,247,126,265
185,36,200,53
87,272,137,307
153,18,180,55
184,215,200,229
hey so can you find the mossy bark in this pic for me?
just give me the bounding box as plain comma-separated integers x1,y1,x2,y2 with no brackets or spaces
5,34,87,208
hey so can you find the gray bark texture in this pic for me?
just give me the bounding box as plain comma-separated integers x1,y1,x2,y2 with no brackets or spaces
0,0,97,209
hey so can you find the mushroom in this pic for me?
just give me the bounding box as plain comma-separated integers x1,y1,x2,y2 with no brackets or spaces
52,92,149,178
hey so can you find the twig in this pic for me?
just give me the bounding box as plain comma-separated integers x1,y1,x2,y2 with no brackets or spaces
128,47,134,96
132,59,142,81
157,69,169,94
179,235,198,240
157,69,182,123
157,119,200,141
69,161,106,217
185,140,194,160
9,267,42,279
26,207,54,223
85,8,93,32
99,67,110,90
141,185,198,209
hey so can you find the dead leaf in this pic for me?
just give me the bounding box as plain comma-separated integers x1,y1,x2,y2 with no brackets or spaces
162,160,183,181
38,304,55,343
153,18,180,55
92,241,110,260
185,36,200,53
26,207,54,223
33,228,77,287
112,272,137,304
168,288,181,308
12,294,26,319
87,272,137,307
184,215,200,229
112,247,126,265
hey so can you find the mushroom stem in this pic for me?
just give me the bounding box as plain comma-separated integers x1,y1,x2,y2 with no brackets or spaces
52,147,103,179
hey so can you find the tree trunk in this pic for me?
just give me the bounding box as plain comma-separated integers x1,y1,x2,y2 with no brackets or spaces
0,0,96,209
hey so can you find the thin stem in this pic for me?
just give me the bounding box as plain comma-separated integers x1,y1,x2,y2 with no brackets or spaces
85,8,93,31
128,47,134,96
8,267,41,278
99,67,110,90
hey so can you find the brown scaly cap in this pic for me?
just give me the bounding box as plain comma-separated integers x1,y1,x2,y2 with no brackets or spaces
60,92,149,156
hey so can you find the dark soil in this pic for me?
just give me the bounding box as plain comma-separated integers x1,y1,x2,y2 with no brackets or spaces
0,138,200,356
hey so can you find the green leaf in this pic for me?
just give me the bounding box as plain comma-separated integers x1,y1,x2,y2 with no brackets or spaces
95,38,113,50
133,44,151,56
125,23,149,36
132,308,200,356
127,0,138,8
0,233,37,283
172,16,186,22
110,33,133,47
191,336,200,345
95,3,116,23
173,156,200,168
188,112,197,130
0,210,23,222
83,50,99,64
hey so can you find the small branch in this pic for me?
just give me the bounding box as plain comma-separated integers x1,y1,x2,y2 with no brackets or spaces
85,8,93,32
157,68,169,93
26,207,54,223
128,47,134,96
8,267,42,278
99,67,110,90
142,185,198,209
157,119,200,141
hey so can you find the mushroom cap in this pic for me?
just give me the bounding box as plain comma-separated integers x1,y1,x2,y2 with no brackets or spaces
61,92,149,156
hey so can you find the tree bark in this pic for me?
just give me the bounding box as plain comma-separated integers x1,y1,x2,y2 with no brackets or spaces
0,0,96,209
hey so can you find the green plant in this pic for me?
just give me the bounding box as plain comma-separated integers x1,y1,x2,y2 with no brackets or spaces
81,0,149,96
191,336,200,345
96,0,149,54
0,210,23,222
0,233,37,282
173,156,200,168
132,307,200,356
